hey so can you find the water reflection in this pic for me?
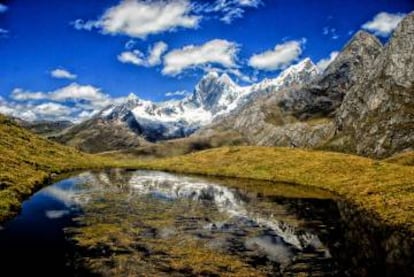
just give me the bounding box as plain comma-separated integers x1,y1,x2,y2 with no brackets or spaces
64,170,335,275
127,171,324,252
0,169,345,276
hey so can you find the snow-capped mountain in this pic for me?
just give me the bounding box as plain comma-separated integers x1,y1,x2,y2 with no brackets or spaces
65,58,319,146
249,58,319,93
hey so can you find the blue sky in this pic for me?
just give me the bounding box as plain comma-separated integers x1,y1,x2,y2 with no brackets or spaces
0,0,413,122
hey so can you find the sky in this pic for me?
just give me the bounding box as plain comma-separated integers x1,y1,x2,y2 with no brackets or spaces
0,0,413,122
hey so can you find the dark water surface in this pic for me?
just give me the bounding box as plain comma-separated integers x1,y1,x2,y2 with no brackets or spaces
0,170,392,276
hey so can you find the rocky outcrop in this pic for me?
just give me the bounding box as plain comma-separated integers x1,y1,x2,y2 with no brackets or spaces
54,115,149,153
278,31,383,121
13,118,73,137
332,12,414,158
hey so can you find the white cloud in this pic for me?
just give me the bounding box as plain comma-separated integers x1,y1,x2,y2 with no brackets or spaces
71,19,98,31
148,41,169,66
3,83,129,122
362,12,406,37
118,50,146,66
51,68,77,80
125,39,136,50
45,210,70,219
196,0,262,23
118,41,168,67
322,27,339,40
0,4,7,13
0,101,78,122
162,39,239,76
74,0,200,39
32,102,74,117
165,90,190,97
248,40,304,71
220,8,243,24
12,83,114,111
316,51,339,72
227,68,256,83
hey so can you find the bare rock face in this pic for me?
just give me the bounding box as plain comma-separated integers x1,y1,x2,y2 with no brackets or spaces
201,89,336,148
334,12,414,158
282,31,383,120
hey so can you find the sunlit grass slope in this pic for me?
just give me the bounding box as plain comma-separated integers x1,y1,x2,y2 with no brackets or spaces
0,115,112,221
384,151,414,166
139,146,414,233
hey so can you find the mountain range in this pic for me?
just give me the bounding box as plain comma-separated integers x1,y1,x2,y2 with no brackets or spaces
54,57,318,152
21,12,414,158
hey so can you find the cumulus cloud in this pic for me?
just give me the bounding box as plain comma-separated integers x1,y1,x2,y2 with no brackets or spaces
51,68,77,80
12,83,112,108
0,4,7,13
0,101,78,122
1,83,134,122
118,41,168,67
148,41,169,66
32,102,74,117
118,50,146,66
248,40,305,71
316,51,339,72
74,0,200,39
162,39,239,76
362,12,406,37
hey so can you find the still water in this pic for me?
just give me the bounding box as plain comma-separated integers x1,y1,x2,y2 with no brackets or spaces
0,170,360,276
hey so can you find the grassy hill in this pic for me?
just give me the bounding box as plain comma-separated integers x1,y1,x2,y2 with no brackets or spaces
384,151,414,166
0,115,115,221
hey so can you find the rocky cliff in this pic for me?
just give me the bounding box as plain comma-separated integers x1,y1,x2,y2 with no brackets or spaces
331,12,414,158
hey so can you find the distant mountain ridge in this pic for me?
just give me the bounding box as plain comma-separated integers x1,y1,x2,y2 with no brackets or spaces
55,58,319,152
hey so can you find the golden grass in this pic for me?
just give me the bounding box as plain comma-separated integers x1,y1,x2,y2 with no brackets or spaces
134,146,414,233
0,115,118,221
384,151,414,166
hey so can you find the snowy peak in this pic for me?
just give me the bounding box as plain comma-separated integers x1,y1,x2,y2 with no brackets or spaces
96,58,319,141
250,58,319,92
193,72,240,113
217,73,237,88
276,57,319,85
126,92,139,101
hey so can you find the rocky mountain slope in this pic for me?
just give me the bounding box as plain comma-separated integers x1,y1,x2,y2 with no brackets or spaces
15,119,73,137
55,59,318,152
198,30,383,148
330,12,414,158
200,12,414,158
